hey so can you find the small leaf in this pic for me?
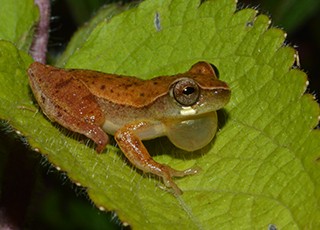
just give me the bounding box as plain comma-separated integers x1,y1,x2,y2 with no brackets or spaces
56,2,139,67
0,0,319,229
0,0,39,50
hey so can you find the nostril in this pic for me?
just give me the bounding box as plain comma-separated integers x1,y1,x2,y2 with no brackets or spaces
213,89,221,95
213,88,229,95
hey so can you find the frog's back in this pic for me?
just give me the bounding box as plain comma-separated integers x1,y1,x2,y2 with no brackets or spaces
75,70,178,107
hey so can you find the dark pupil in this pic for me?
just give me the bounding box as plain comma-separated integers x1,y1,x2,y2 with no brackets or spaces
183,87,195,95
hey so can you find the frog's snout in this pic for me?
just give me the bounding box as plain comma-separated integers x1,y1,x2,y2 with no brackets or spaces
213,87,231,107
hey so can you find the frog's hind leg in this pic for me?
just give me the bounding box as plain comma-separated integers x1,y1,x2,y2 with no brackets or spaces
40,78,109,152
28,63,109,152
50,104,109,153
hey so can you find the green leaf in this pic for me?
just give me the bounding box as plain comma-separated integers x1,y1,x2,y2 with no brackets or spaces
0,41,33,117
0,0,39,50
1,0,319,229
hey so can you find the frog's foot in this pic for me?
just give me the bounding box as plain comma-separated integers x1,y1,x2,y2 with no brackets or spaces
159,165,201,195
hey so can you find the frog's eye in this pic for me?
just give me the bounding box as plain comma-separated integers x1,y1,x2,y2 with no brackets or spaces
172,78,200,106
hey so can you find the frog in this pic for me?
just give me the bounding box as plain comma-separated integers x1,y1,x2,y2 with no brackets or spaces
27,61,231,195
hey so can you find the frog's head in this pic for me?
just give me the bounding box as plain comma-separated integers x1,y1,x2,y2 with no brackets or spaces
169,61,231,117
164,62,230,151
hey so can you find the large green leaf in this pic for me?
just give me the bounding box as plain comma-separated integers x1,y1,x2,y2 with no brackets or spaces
0,0,319,229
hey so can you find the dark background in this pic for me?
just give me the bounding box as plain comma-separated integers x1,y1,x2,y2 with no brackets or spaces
0,0,319,229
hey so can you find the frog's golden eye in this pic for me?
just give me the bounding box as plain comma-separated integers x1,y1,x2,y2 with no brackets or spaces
172,78,200,106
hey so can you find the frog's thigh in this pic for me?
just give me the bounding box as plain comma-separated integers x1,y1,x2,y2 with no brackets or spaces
44,76,109,152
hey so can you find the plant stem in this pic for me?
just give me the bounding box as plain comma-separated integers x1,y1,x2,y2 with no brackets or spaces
30,0,50,63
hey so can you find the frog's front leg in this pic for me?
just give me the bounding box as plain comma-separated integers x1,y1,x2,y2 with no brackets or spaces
114,121,199,195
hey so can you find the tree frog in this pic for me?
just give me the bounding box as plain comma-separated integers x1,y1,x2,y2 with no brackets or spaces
27,61,231,195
